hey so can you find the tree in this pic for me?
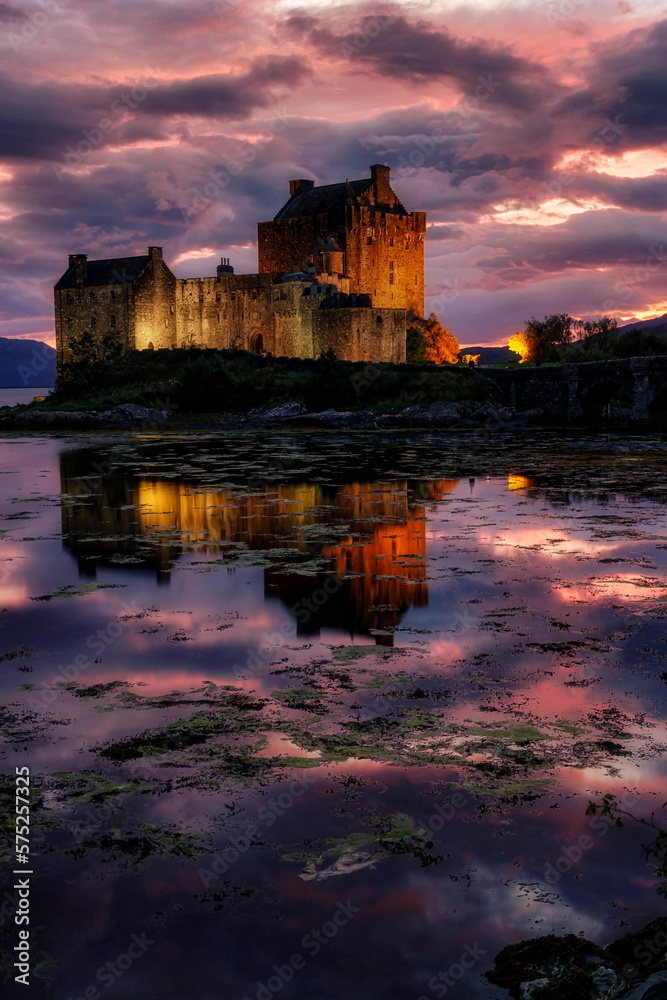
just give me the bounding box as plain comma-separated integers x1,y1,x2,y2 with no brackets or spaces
55,331,124,397
615,328,667,358
406,312,459,364
508,314,575,363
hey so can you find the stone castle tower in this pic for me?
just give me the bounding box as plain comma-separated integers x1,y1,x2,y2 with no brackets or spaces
55,165,425,367
259,164,426,314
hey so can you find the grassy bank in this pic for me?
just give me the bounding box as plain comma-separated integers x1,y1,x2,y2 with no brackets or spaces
45,348,491,414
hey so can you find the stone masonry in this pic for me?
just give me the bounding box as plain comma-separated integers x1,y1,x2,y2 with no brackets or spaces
54,165,423,367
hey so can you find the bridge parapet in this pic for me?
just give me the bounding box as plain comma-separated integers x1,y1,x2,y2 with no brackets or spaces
483,356,667,423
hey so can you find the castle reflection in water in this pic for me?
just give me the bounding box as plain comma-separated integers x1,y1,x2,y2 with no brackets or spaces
59,451,461,645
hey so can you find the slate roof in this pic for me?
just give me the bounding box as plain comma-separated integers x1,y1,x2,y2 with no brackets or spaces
274,174,408,222
55,255,151,289
274,180,370,221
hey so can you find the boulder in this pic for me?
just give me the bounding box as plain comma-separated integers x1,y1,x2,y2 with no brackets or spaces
257,402,307,420
99,404,171,425
621,972,667,999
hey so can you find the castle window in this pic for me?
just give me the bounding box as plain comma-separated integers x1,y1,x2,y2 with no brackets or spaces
415,276,418,285
389,273,394,284
110,290,116,301
91,316,97,327
389,237,394,247
376,315,382,324
66,293,72,304
110,314,116,326
389,261,394,270
252,291,257,299
89,292,95,302
67,318,72,329
231,293,236,301
215,293,221,303
366,237,373,245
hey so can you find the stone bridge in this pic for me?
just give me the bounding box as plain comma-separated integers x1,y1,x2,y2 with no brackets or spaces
483,356,667,423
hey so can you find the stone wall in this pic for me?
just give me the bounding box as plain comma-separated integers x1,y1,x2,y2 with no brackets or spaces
55,276,133,364
485,358,667,422
344,207,425,314
132,249,177,350
312,307,406,363
56,254,409,367
258,218,323,275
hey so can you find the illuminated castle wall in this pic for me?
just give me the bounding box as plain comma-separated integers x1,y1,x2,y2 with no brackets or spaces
54,165,425,367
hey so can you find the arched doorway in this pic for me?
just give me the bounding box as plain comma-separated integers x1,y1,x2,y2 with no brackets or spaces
250,332,263,354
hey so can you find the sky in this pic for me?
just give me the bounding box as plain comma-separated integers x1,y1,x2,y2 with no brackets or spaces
0,0,666,348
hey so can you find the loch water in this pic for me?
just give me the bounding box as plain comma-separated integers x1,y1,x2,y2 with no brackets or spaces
2,429,667,999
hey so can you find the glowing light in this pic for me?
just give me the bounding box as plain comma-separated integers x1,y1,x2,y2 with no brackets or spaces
507,475,537,491
483,197,605,227
624,302,667,323
508,330,536,362
557,149,667,179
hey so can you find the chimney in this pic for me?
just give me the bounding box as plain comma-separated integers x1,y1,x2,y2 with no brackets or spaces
289,178,315,197
370,164,391,206
69,253,87,287
148,246,163,261
217,256,234,276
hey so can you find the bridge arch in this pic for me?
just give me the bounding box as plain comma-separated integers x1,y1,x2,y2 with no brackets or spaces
580,380,633,418
648,387,667,417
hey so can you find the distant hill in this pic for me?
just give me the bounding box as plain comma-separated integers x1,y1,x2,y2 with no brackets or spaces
617,313,667,340
0,337,56,387
459,345,520,365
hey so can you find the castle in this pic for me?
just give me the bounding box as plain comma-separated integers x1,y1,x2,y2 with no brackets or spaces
54,164,426,366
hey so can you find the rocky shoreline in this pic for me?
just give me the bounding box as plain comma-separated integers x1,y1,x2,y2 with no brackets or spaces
0,399,543,431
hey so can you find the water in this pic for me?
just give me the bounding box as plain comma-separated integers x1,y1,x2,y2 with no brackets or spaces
1,430,667,999
0,387,52,407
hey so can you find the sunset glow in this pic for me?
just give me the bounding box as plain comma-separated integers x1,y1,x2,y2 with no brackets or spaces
0,0,665,345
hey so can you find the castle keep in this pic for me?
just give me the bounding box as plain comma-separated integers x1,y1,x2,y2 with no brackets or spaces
55,165,425,366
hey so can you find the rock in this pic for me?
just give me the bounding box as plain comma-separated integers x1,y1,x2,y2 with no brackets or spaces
426,400,475,425
591,967,624,998
512,408,545,424
100,404,171,425
306,409,359,427
471,403,515,423
621,972,667,999
5,410,106,429
257,402,307,420
520,979,551,1000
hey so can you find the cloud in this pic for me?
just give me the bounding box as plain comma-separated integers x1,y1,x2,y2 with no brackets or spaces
143,57,311,118
0,57,310,161
280,10,558,110
0,0,665,345
0,2,25,20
